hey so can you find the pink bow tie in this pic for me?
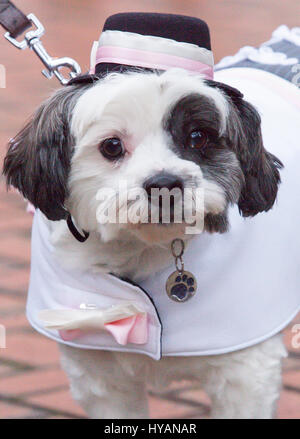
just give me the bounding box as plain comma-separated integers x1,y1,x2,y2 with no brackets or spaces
59,312,148,345
39,303,148,346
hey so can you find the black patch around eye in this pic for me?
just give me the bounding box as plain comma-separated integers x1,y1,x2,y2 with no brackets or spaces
163,91,245,219
164,93,221,152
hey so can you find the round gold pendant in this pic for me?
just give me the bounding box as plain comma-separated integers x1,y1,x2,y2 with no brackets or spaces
166,270,197,303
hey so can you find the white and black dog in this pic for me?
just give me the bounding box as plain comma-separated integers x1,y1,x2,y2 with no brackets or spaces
3,14,300,418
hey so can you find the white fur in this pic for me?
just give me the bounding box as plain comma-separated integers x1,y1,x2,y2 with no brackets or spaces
47,70,286,418
59,335,286,419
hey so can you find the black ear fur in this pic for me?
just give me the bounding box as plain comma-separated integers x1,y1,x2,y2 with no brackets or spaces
67,73,100,86
232,98,282,217
3,85,88,221
207,80,283,217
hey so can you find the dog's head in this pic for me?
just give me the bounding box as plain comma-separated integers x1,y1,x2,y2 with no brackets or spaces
3,69,282,244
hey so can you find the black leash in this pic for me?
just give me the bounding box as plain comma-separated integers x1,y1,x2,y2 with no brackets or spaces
1,1,89,243
0,0,31,37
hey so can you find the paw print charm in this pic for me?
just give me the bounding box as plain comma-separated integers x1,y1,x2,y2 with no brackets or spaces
166,270,197,303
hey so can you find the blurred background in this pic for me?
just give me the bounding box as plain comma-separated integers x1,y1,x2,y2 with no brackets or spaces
0,0,299,419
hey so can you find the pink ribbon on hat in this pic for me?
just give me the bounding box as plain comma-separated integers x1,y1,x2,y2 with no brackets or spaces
60,313,148,345
92,45,214,79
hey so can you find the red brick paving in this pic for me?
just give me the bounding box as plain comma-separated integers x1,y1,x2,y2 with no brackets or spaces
278,391,300,419
28,389,87,418
0,402,34,419
0,0,300,419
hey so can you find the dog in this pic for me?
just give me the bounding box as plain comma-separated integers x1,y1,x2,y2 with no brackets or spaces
3,13,300,419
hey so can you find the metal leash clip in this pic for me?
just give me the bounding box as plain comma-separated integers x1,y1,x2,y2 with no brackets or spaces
4,13,81,85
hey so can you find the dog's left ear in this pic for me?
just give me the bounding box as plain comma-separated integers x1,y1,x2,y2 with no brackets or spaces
207,80,283,217
3,84,89,221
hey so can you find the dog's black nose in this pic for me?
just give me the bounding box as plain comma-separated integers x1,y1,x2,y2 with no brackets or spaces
143,173,184,198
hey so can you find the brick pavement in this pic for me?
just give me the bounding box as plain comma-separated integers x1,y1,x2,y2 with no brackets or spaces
0,0,300,419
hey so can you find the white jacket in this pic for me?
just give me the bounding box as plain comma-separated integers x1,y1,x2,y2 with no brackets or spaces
26,68,300,361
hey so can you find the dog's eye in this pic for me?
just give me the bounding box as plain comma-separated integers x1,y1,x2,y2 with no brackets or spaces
187,130,208,149
99,138,124,160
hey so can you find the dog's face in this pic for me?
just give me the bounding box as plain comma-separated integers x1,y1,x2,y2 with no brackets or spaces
68,70,239,243
3,69,281,245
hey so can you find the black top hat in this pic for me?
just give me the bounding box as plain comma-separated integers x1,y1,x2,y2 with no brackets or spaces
69,12,215,84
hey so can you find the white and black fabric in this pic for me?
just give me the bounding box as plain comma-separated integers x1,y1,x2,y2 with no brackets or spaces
216,25,300,84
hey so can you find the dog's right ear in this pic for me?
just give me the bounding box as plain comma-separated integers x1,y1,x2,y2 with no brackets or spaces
3,84,89,221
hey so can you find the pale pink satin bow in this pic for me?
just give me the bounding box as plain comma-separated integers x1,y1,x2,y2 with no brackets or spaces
60,313,148,345
39,303,148,346
89,41,214,78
